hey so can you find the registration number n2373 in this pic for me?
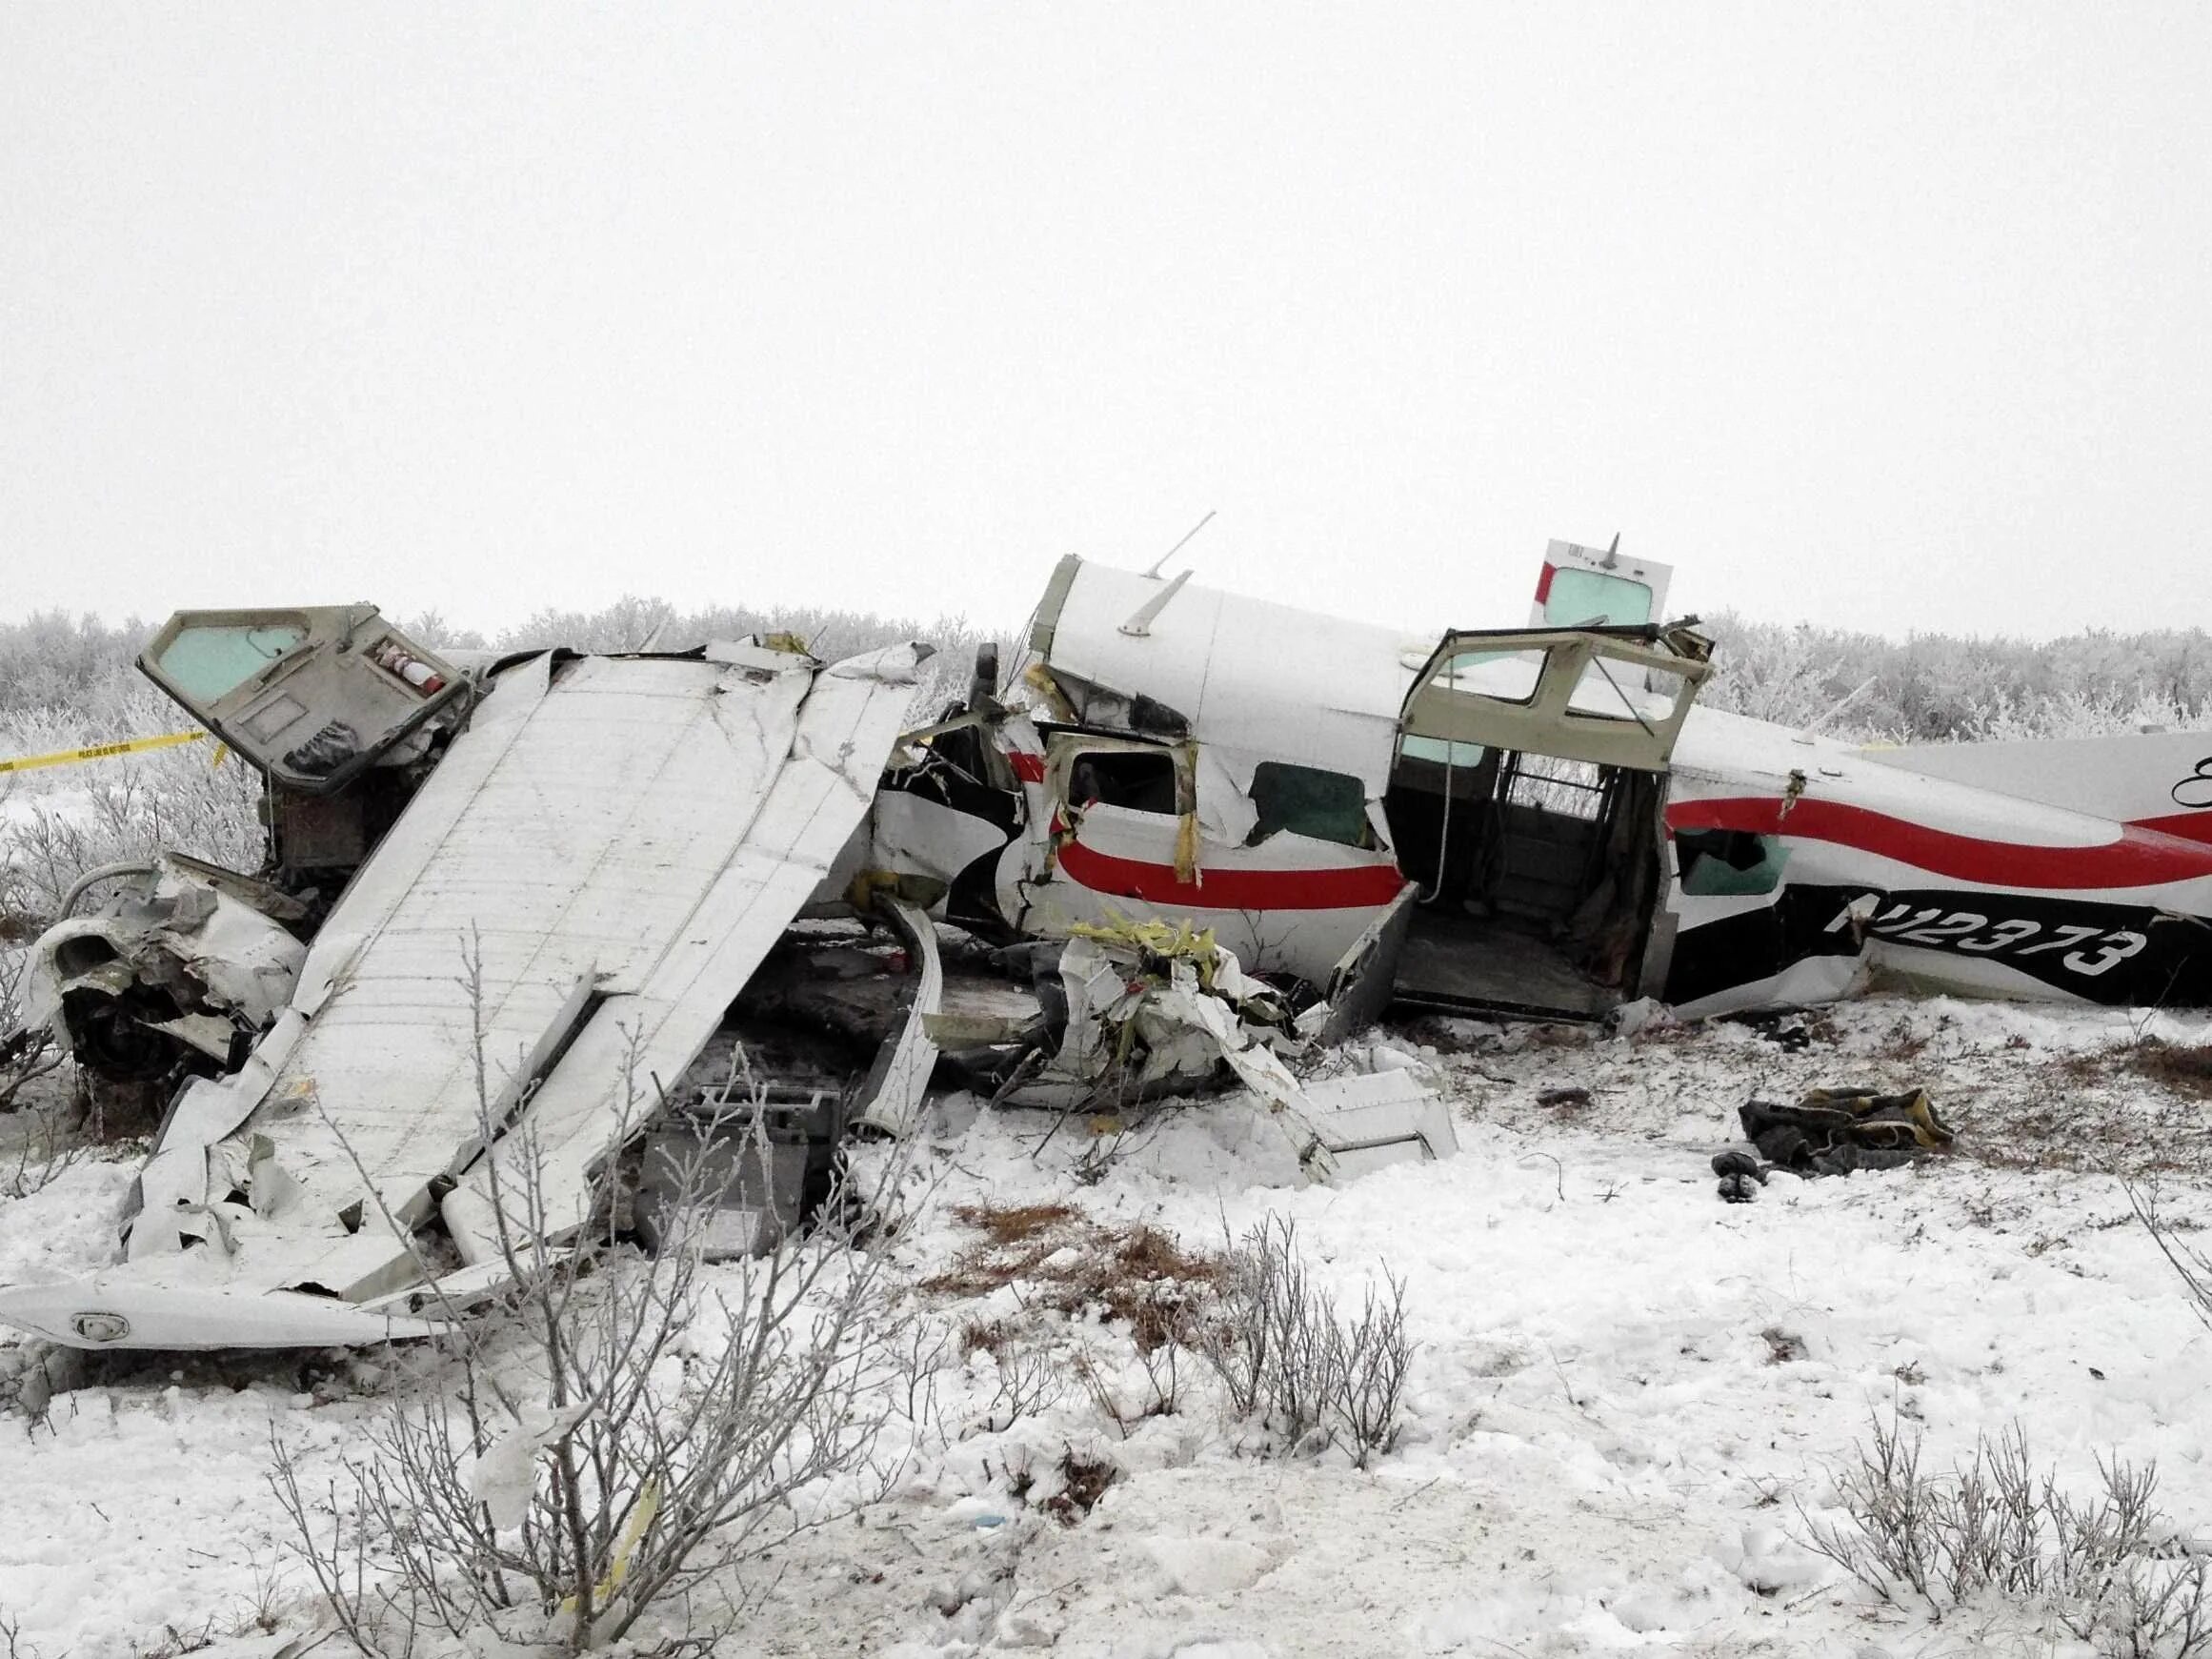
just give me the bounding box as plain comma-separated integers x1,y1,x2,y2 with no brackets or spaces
1826,900,2147,978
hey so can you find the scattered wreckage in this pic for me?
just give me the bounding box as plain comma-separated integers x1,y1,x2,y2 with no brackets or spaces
0,605,1453,1351
10,537,2212,1351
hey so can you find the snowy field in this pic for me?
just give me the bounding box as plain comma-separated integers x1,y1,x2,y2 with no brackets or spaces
2,993,2211,1658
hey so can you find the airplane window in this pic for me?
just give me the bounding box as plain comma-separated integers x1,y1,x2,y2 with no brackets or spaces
1544,569,1653,628
1572,661,1687,724
1677,829,1789,896
1067,749,1178,816
1398,736,1486,768
155,622,308,705
1247,761,1371,847
1433,646,1547,706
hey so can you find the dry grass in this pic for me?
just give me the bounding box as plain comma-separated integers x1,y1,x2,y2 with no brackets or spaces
1880,1015,1937,1062
921,1202,1224,1352
1041,1447,1119,1526
2126,1040,2212,1098
1964,1037,2212,1177
948,1202,1079,1244
958,1317,1016,1358
2051,1049,2116,1085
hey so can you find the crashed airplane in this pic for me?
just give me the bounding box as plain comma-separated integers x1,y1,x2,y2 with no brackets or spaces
10,543,2212,1349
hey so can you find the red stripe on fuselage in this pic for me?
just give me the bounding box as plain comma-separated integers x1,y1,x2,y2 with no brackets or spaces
1670,797,2212,890
1053,835,1406,911
1009,751,1047,783
2125,809,2212,847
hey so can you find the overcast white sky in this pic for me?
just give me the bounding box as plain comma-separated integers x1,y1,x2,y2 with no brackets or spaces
6,4,2210,641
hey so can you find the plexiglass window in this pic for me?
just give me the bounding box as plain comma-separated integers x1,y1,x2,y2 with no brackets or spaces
154,622,307,703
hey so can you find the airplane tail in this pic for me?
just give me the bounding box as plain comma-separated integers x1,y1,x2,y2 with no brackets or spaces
1858,728,2212,844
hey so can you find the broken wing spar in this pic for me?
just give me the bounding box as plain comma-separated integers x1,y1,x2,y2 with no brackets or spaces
0,639,931,1351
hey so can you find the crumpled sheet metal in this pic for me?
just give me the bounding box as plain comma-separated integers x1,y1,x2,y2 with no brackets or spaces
24,856,306,1038
1030,923,1457,1180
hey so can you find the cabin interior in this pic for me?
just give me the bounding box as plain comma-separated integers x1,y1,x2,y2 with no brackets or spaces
1383,743,1666,1019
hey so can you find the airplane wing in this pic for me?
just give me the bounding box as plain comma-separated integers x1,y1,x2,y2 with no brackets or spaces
0,639,926,1350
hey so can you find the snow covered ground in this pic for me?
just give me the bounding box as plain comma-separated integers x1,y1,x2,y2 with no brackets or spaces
2,994,2211,1658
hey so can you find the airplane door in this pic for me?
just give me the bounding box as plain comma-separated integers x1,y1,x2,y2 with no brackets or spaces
1398,626,1710,774
1387,625,1712,1020
140,606,464,796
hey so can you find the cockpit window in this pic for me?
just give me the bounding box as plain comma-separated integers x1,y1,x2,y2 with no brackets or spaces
1068,748,1178,816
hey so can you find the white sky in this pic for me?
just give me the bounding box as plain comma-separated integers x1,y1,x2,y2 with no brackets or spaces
6,4,2210,641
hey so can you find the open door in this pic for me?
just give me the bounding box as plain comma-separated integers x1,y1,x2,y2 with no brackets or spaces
1385,624,1710,1020
140,606,464,796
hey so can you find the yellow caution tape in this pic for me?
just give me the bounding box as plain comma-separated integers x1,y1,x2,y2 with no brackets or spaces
0,729,209,776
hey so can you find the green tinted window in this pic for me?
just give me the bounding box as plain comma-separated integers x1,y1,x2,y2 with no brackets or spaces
1396,736,1485,768
1248,761,1370,847
1545,569,1653,628
1678,830,1789,896
155,623,307,703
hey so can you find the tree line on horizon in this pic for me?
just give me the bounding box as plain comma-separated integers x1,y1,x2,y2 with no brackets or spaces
4,597,2211,745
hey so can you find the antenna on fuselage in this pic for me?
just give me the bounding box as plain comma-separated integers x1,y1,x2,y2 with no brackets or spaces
1119,569,1193,637
1144,509,1216,578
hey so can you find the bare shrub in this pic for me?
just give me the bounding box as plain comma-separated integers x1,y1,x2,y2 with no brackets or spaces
269,951,917,1656
1800,1410,2212,1653
0,1106,86,1201
1073,1336,1186,1439
0,1606,50,1659
0,685,262,928
2113,1559,2212,1659
0,943,78,1199
975,1337,1067,1435
1329,1272,1415,1461
2129,1183,2212,1329
1197,1215,1414,1467
0,945,63,1120
890,1319,955,1450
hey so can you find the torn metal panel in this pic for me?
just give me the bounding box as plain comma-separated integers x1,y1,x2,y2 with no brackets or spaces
134,649,824,1260
26,856,306,1038
21,857,308,1113
859,792,1012,914
0,1278,444,1352
1294,1070,1458,1183
849,897,943,1138
1015,924,1458,1182
1304,881,1421,1046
